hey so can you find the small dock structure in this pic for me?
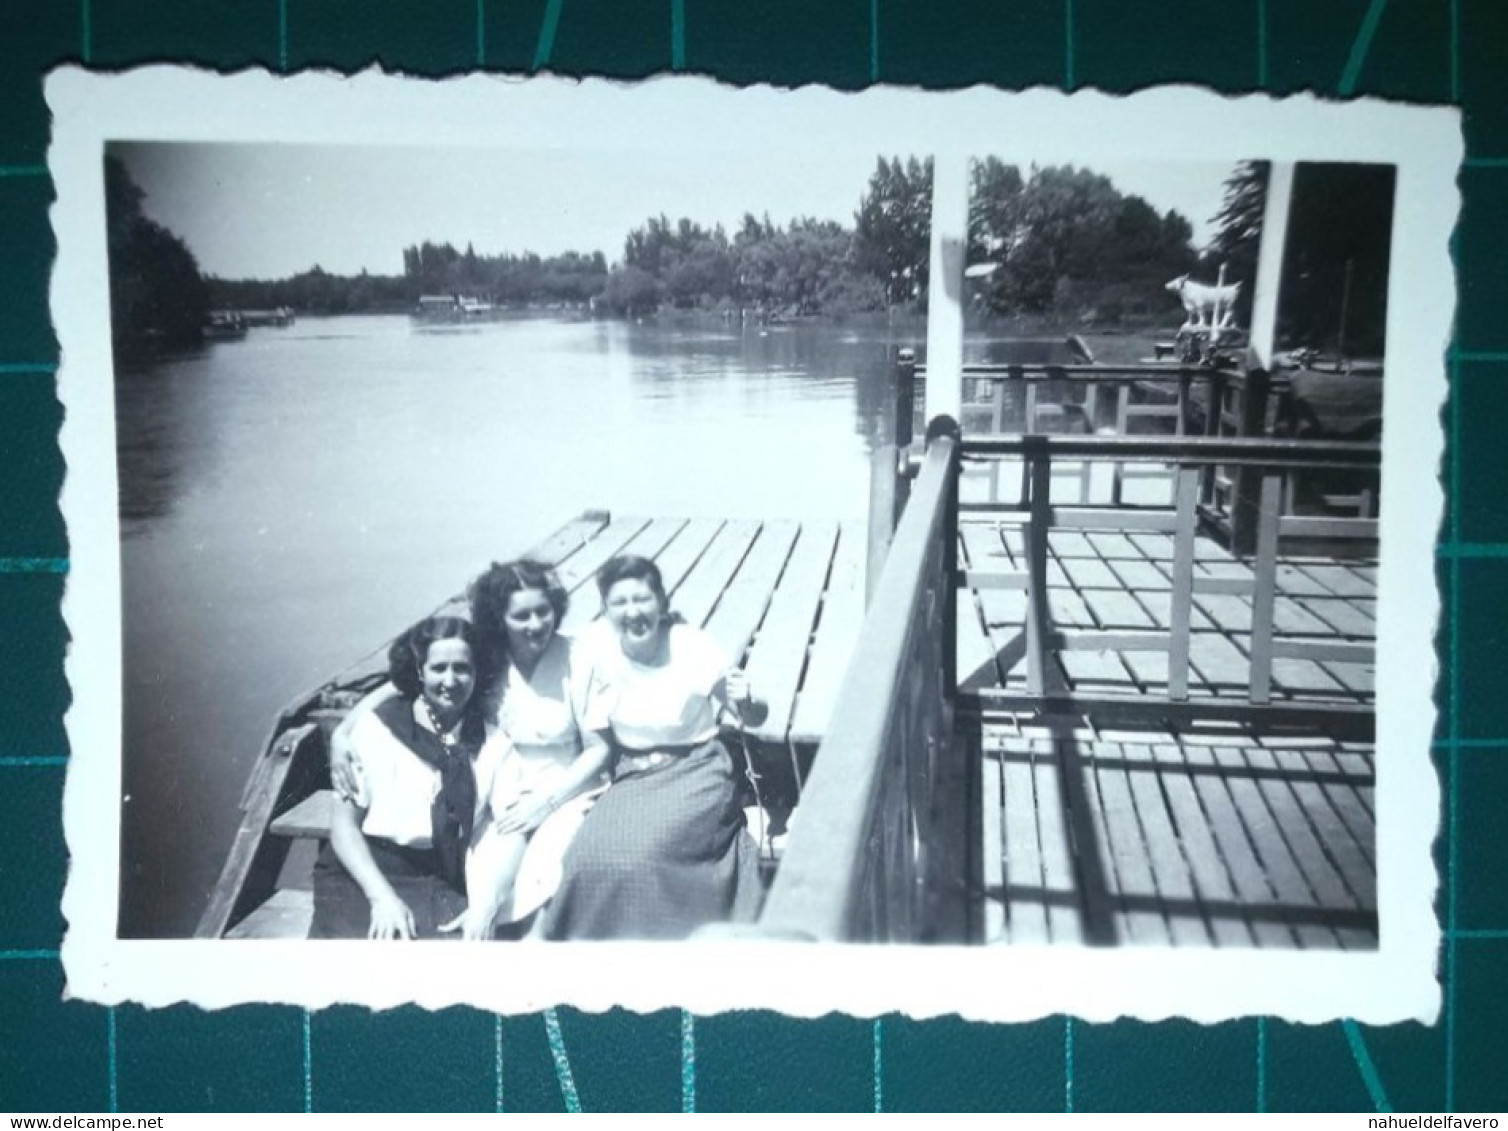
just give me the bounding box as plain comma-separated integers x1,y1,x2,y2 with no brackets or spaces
756,157,1381,948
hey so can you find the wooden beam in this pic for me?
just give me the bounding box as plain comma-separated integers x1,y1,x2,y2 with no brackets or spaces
960,569,1030,591
1249,474,1284,704
1025,458,1052,698
1272,640,1375,665
1248,162,1296,372
925,154,968,429
1278,517,1381,541
964,689,1376,738
196,723,325,939
1051,630,1172,653
1168,468,1199,701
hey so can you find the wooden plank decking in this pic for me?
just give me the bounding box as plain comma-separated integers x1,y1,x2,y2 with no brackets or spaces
976,725,1377,949
956,517,1376,703
545,513,866,749
960,517,1378,949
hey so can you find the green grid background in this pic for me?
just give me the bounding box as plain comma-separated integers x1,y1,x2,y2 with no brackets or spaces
1,0,1502,1113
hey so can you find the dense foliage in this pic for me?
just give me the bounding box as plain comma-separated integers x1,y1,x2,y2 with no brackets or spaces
967,158,1200,324
105,156,211,348
1202,160,1394,356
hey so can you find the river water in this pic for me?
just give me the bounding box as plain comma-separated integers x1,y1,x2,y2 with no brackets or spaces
116,313,933,937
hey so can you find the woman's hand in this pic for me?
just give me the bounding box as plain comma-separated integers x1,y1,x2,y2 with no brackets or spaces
439,905,497,941
723,668,753,707
494,793,555,836
329,683,400,800
367,891,416,940
718,668,768,727
329,730,363,802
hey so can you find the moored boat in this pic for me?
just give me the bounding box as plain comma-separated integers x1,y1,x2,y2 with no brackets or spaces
203,310,248,340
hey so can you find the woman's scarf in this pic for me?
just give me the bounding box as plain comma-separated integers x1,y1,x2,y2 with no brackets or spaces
374,697,482,891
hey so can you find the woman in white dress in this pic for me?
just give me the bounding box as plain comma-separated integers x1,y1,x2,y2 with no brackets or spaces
543,554,765,940
330,560,610,938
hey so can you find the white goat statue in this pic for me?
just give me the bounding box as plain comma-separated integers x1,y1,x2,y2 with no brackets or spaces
1166,274,1241,332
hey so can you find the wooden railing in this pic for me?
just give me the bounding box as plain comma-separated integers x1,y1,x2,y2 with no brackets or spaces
930,361,1377,550
756,431,963,942
959,433,1380,736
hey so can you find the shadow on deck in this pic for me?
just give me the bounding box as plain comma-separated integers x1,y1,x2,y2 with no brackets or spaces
974,723,1376,949
958,518,1377,949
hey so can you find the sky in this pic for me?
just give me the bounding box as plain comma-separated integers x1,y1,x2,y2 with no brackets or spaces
114,142,1239,281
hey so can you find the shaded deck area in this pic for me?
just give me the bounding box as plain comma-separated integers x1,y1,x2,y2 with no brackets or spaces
976,724,1376,948
957,518,1378,949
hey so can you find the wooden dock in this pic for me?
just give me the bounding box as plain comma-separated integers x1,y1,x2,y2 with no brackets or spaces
976,725,1376,949
539,511,867,750
958,519,1378,948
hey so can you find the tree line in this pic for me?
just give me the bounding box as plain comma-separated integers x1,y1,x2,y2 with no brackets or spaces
106,153,1394,355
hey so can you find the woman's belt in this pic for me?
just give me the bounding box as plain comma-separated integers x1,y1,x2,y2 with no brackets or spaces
614,741,704,776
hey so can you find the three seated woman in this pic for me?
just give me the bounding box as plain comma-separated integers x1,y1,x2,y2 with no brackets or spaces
316,554,766,941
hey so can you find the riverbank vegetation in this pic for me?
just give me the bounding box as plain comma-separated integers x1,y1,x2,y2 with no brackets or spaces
106,156,211,350
108,155,1393,357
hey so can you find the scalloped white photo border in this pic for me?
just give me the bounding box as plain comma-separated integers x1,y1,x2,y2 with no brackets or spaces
50,67,1454,1023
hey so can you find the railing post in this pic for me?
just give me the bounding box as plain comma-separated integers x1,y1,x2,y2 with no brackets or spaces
1230,367,1271,555
1200,371,1225,508
1168,467,1199,701
931,417,961,700
1111,384,1130,505
895,348,917,521
1233,160,1295,556
1249,472,1283,704
1024,437,1052,698
868,350,917,603
868,445,899,607
894,348,917,453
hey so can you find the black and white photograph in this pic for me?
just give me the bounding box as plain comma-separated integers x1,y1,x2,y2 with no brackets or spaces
952,155,1393,949
106,137,930,945
51,71,1453,1021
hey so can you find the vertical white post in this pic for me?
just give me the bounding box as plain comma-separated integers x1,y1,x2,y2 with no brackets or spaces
926,154,968,430
1246,162,1296,371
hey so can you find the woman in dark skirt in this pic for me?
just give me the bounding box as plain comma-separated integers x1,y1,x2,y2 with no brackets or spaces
543,555,765,940
311,616,496,939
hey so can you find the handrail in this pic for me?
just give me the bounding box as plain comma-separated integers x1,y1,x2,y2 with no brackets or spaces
963,433,1380,470
922,362,1240,381
955,431,1377,718
757,435,960,942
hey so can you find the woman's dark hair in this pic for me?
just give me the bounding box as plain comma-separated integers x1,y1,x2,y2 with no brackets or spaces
467,559,569,672
388,615,485,701
596,555,669,610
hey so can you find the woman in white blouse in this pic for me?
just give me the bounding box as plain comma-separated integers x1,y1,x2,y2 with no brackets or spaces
312,616,497,939
328,561,611,939
543,554,765,940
